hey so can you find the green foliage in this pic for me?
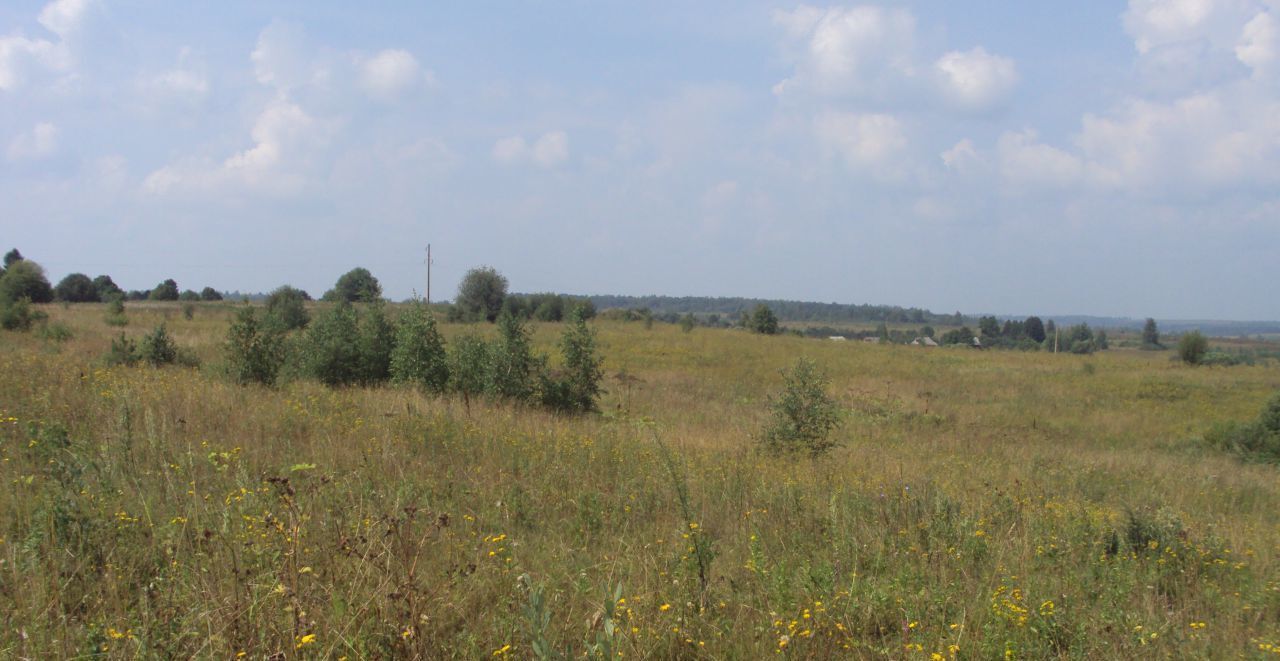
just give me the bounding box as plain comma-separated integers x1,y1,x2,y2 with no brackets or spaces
182,302,195,320
2,248,22,268
540,306,604,414
0,259,54,303
978,315,1001,338
37,321,73,342
746,303,779,335
225,306,285,386
488,311,540,402
104,295,128,326
264,285,311,330
1142,318,1162,349
54,273,99,302
389,303,450,393
941,326,975,345
1024,316,1046,343
200,287,223,301
103,333,139,367
0,296,45,331
448,333,491,402
1203,393,1280,462
150,279,179,301
456,266,508,323
302,301,362,386
761,358,843,457
179,289,201,302
357,302,395,384
1178,331,1209,365
93,275,122,300
679,313,696,333
324,267,381,303
139,324,178,366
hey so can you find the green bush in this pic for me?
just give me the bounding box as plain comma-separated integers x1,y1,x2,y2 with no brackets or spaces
390,303,450,393
37,321,74,342
746,304,779,335
139,324,178,366
449,334,491,408
761,358,843,457
1178,331,1209,365
0,296,45,331
323,267,381,303
103,333,139,367
225,306,285,386
104,296,128,326
540,306,603,414
150,279,179,301
265,285,311,330
456,266,508,322
54,273,100,302
357,302,395,384
1203,393,1280,462
487,312,540,402
0,259,54,303
302,301,363,386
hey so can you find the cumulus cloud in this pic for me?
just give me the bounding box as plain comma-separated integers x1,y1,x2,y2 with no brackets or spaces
934,47,1018,112
813,111,907,173
358,49,425,100
997,130,1083,187
491,131,569,168
940,138,982,172
0,0,91,91
251,22,317,91
1124,0,1217,54
773,5,917,99
144,98,333,195
1237,10,1279,73
7,121,58,160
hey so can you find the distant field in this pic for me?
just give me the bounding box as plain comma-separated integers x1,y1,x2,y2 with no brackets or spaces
3,302,1280,658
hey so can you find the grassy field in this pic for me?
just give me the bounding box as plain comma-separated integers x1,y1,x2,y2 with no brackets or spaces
2,302,1280,659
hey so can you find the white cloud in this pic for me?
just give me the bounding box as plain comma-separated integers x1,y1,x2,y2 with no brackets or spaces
1124,0,1217,54
934,47,1018,112
37,0,92,39
997,129,1083,187
491,131,569,168
359,49,424,100
1237,11,1279,72
150,68,208,98
940,138,982,172
7,121,58,160
814,110,907,172
773,5,917,98
251,22,315,91
144,98,333,195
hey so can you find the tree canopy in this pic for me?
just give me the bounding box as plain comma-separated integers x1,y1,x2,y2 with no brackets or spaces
324,267,382,303
455,266,508,323
55,273,99,302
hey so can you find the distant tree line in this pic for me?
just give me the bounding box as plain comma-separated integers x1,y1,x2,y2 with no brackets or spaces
585,294,963,326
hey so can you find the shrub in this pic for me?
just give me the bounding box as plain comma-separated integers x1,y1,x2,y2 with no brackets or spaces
37,321,74,343
104,333,139,367
139,324,178,366
182,303,195,320
150,279,179,301
1203,393,1280,462
746,304,779,335
93,275,123,300
761,358,842,457
264,285,311,330
104,296,128,326
540,306,604,414
488,311,540,402
357,302,395,384
679,313,696,333
302,301,363,386
0,296,45,331
225,306,285,386
1178,331,1209,365
390,303,450,393
449,334,491,408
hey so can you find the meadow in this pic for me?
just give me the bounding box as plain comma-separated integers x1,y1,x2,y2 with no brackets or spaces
2,302,1279,659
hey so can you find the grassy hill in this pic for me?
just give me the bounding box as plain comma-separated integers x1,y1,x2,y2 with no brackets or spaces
2,302,1279,657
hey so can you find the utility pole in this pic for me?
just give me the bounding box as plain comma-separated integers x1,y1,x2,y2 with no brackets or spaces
425,244,432,305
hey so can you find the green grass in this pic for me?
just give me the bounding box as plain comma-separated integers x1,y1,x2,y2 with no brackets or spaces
1,302,1279,658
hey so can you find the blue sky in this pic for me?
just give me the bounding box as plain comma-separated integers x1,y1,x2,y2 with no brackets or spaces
2,1,1278,319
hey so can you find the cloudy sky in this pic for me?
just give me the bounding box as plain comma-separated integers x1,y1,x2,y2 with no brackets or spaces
2,1,1278,319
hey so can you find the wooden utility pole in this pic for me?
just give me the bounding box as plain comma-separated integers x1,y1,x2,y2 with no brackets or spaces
425,244,432,305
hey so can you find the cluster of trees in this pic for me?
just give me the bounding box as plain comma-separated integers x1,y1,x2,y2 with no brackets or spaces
227,301,603,414
586,294,962,326
444,266,596,323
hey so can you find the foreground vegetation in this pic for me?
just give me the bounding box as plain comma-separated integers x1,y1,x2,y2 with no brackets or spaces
2,302,1280,658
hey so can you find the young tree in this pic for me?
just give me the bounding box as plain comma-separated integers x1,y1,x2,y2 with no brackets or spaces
1142,318,1161,348
449,334,490,411
264,285,311,330
139,323,178,366
357,301,396,384
324,267,382,303
390,302,450,393
150,279,180,301
541,305,604,413
226,306,285,386
1178,331,1209,365
487,311,539,401
456,266,508,322
303,301,362,386
761,358,843,457
747,303,779,335
54,273,100,302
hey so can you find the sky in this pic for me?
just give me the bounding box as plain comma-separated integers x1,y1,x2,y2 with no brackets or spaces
1,1,1278,319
